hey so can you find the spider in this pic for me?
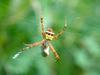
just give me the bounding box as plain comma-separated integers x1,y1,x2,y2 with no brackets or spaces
13,17,67,61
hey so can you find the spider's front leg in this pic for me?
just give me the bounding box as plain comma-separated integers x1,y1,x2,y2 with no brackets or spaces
22,40,45,51
54,20,67,39
41,16,46,38
48,42,60,61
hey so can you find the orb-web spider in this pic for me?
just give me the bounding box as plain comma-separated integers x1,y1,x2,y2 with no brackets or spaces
13,17,67,61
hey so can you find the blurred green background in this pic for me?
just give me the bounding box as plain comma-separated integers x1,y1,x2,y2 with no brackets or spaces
0,0,100,75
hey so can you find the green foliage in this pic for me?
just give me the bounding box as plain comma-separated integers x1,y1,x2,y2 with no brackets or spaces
0,0,100,75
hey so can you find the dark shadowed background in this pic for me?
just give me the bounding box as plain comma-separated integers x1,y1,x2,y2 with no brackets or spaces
0,0,100,75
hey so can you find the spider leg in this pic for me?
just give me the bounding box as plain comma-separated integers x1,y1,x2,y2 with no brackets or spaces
48,42,60,61
41,16,46,37
22,39,45,51
54,19,67,39
12,40,45,59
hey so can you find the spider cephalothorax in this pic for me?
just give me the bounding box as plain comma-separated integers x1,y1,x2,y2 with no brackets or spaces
45,28,55,41
13,16,67,61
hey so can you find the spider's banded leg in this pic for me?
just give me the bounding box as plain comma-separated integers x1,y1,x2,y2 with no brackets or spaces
48,42,60,61
54,20,67,39
41,16,44,32
41,17,46,37
12,40,45,59
22,40,45,51
12,51,22,59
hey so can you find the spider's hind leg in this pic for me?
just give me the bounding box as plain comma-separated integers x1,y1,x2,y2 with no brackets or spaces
22,40,45,51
